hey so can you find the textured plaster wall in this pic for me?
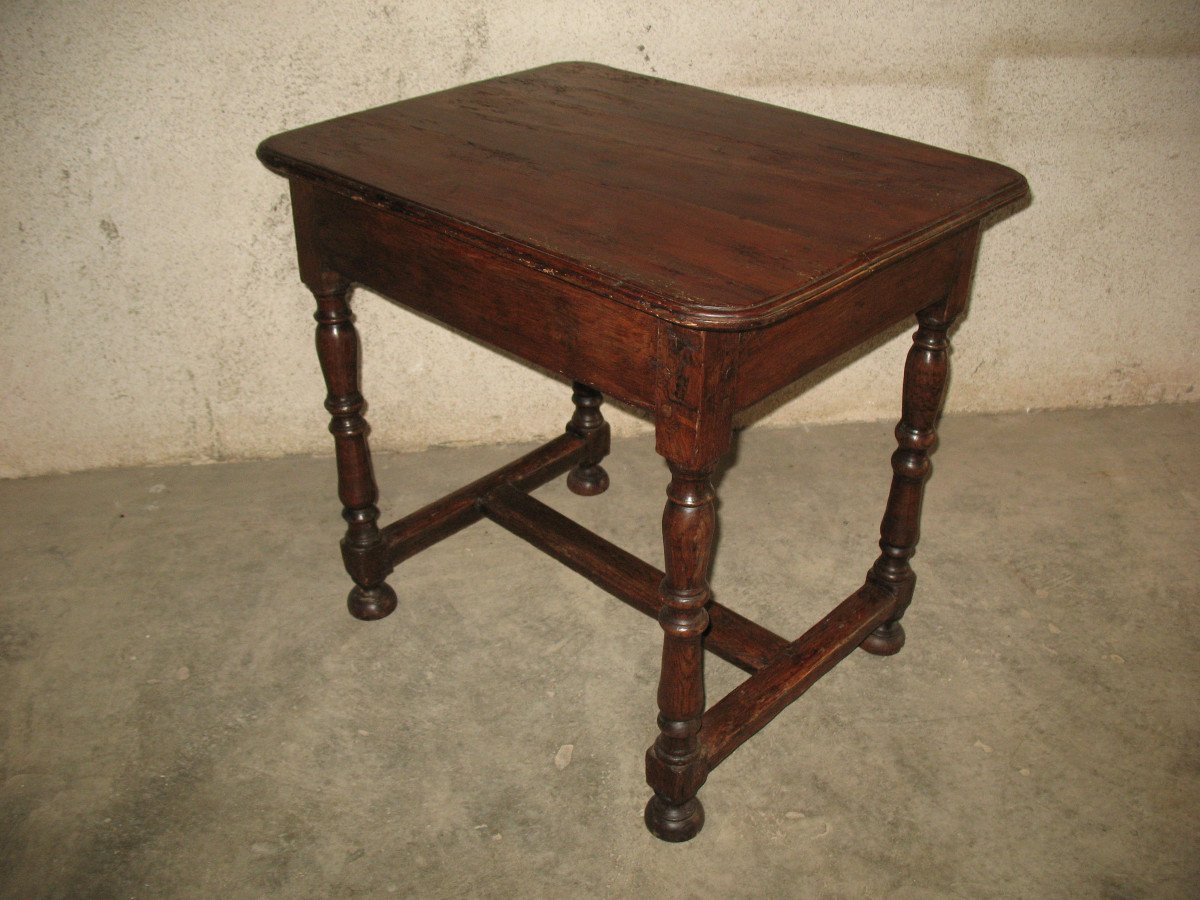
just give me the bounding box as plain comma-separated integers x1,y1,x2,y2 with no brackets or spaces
1,1,1197,477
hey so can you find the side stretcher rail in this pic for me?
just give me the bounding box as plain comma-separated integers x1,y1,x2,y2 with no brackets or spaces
372,429,902,780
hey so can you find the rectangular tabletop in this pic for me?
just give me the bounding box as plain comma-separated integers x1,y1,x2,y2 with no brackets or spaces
258,62,1027,329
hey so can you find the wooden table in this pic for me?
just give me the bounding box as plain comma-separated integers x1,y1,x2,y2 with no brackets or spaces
258,62,1028,842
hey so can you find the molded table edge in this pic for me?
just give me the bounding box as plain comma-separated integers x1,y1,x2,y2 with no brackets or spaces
258,144,1028,332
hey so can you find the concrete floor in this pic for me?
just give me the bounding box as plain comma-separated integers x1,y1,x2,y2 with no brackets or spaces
1,404,1197,898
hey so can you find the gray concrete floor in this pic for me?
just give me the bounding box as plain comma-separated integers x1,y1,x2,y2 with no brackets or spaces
1,404,1197,898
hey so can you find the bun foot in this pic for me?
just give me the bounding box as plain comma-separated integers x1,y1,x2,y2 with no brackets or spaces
347,583,398,621
567,464,610,496
644,794,704,842
861,620,906,656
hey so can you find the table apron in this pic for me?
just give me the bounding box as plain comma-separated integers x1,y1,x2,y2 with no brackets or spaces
733,228,973,410
305,185,661,413
297,184,977,420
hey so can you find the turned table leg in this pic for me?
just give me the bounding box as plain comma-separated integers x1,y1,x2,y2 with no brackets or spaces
311,275,396,621
861,304,957,655
644,460,718,841
565,381,610,496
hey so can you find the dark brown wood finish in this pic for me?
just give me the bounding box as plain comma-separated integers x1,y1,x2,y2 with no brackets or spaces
380,429,595,567
860,229,978,655
480,484,788,673
260,62,1028,842
702,583,895,770
259,62,1026,330
641,326,737,840
308,274,397,621
294,183,660,411
733,229,973,410
565,382,611,496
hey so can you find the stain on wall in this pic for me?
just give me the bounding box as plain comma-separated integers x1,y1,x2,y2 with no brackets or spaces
1,0,1196,477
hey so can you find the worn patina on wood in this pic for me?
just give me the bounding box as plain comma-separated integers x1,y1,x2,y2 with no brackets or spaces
259,62,1028,841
